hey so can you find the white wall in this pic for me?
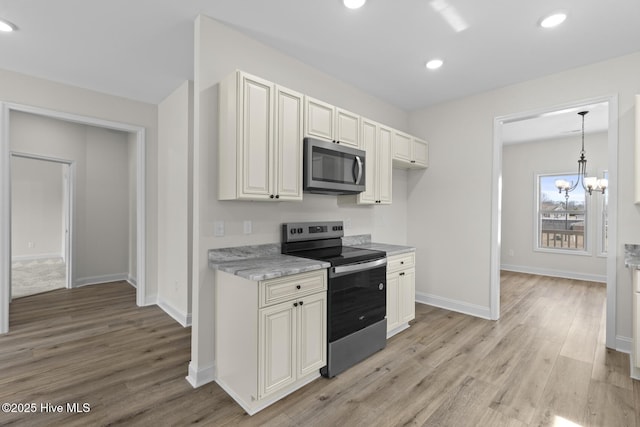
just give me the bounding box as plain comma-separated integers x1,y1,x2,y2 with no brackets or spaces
408,52,640,341
10,111,132,285
188,15,412,382
501,132,608,281
11,157,64,259
127,132,137,284
157,80,193,326
0,67,158,300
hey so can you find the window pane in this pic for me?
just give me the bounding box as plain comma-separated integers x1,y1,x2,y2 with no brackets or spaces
538,174,586,251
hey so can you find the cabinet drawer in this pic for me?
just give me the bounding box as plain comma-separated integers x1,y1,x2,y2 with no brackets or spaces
387,252,415,273
260,270,327,308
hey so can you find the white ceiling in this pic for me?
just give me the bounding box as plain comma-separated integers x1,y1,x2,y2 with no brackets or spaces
502,102,609,145
0,0,638,111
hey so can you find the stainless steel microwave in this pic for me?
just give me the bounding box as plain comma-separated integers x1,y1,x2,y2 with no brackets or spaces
303,137,366,195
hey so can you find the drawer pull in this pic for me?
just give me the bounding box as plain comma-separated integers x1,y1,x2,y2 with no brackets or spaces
293,302,298,307
296,285,301,289
299,300,304,306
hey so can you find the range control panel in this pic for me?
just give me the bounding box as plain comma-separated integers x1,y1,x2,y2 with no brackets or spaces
281,221,344,243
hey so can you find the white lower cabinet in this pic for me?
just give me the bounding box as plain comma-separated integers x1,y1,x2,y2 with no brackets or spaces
259,291,326,399
215,269,327,415
386,252,416,337
632,270,640,378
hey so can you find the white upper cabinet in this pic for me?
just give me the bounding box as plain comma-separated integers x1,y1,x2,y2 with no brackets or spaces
305,97,334,141
392,131,412,164
304,96,360,148
218,70,303,201
357,118,392,205
335,108,360,148
392,130,429,169
274,86,304,200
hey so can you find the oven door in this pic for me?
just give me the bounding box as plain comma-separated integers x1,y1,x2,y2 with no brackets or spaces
303,137,366,194
328,259,386,342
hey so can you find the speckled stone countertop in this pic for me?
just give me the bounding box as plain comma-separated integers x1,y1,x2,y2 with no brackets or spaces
343,235,416,257
625,244,640,269
209,236,415,281
208,243,329,281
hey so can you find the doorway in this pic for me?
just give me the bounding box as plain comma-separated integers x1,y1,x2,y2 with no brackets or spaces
0,102,147,334
490,95,618,349
10,154,73,299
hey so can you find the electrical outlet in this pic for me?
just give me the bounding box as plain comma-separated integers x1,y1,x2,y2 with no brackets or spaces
344,218,352,230
508,249,515,257
214,221,225,237
27,242,34,249
243,220,252,234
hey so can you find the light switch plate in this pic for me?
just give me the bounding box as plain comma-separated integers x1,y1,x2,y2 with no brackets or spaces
214,221,225,237
243,220,252,234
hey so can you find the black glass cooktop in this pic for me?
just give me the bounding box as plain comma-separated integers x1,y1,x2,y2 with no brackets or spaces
291,245,385,267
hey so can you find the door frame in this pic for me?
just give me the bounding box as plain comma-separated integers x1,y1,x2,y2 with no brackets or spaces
0,102,147,334
490,94,618,349
10,152,74,296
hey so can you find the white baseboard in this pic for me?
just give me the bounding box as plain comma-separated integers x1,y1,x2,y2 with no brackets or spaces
186,362,216,388
615,335,631,354
11,253,63,262
127,274,137,288
387,322,410,339
500,264,606,283
74,273,130,287
157,297,192,327
415,291,492,320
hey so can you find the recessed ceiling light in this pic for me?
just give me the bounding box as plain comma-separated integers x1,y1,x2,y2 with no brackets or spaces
343,0,366,10
0,18,16,32
539,12,567,28
426,59,443,70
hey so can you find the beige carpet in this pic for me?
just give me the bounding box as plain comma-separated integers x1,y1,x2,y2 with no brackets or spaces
11,258,66,299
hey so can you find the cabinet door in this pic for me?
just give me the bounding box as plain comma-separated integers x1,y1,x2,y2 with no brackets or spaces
357,118,377,204
275,86,304,201
399,269,416,323
412,137,429,168
240,73,273,199
335,108,360,148
259,301,296,398
297,292,327,377
305,97,334,141
378,125,393,204
393,131,412,163
386,273,400,333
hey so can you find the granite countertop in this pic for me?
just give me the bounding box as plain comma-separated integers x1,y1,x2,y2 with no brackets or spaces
625,244,640,269
208,235,415,281
343,235,416,257
209,243,329,281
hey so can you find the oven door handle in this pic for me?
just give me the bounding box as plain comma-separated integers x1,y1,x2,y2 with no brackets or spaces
332,258,387,275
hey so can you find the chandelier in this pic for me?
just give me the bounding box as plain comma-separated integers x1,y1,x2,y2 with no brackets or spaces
555,110,608,196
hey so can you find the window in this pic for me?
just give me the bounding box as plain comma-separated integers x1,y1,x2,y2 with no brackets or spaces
537,174,587,252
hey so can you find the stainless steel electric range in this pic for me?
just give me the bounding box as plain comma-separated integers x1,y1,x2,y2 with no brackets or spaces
281,221,387,377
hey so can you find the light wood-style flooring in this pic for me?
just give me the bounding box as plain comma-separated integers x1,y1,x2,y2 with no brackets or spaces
0,272,636,426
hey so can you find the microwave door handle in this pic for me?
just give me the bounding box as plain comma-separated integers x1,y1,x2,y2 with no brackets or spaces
354,155,363,184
